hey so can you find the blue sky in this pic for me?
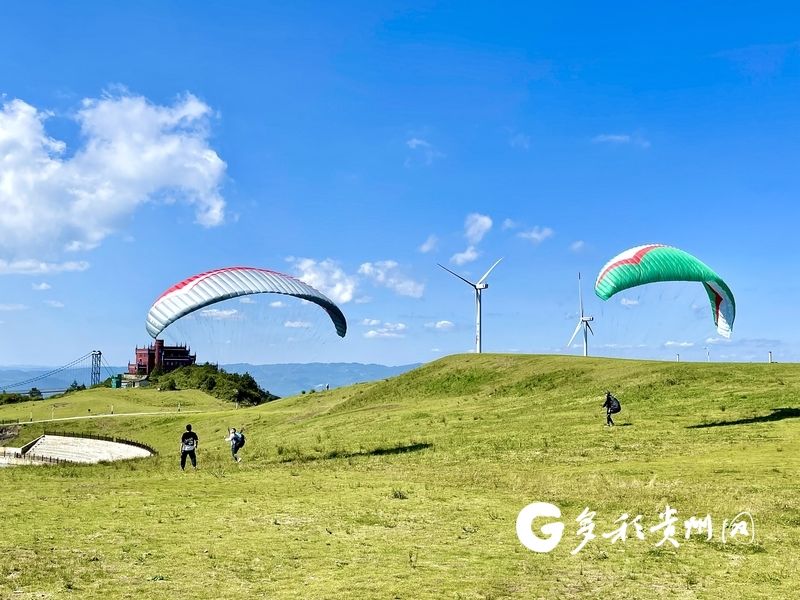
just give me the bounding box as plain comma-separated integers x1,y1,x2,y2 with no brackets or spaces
1,1,798,366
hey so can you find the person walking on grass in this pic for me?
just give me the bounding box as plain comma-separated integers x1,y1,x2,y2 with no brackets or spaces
602,391,621,426
225,427,245,462
180,424,199,470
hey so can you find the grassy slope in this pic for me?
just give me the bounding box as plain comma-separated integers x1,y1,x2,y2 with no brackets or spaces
0,354,797,599
0,387,230,425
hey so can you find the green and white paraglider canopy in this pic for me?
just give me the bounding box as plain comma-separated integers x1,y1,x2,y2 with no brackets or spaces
594,244,735,338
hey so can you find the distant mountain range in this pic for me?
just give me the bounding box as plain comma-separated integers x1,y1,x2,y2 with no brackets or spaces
0,362,421,398
221,362,421,397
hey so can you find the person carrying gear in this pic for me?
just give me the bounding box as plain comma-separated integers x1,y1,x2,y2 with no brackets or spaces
226,427,245,462
602,391,621,426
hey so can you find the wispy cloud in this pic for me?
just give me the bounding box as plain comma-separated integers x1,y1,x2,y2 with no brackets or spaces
405,137,444,166
268,300,285,308
425,320,455,331
358,261,424,298
44,300,64,308
284,320,312,329
361,318,380,326
599,343,649,349
199,308,240,320
364,322,407,339
32,282,51,291
716,41,800,79
0,259,89,275
501,218,519,231
419,234,438,254
518,226,554,245
665,341,694,348
620,298,639,307
592,133,651,149
465,213,492,244
509,132,530,150
0,304,27,311
569,240,586,253
451,245,479,265
239,297,256,305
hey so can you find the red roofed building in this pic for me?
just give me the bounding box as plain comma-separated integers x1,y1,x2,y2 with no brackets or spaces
128,339,196,375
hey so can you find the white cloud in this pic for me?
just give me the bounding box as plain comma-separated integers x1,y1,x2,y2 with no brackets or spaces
0,304,27,311
239,297,256,304
451,245,479,265
419,234,438,253
0,92,226,262
518,226,554,245
32,282,51,291
358,261,424,298
705,337,731,345
289,257,357,304
365,329,402,339
284,320,312,329
570,240,586,253
425,320,455,331
44,300,64,308
592,133,651,149
665,341,694,348
465,213,492,244
0,259,89,275
361,318,381,326
364,322,407,339
502,218,519,231
199,308,239,320
268,300,286,308
406,137,430,150
620,298,639,307
354,296,372,304
405,137,444,166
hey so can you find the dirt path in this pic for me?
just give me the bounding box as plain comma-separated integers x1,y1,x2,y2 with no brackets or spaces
20,410,202,425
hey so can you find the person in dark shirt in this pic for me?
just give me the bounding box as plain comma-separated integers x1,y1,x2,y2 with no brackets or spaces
602,391,621,426
180,424,199,470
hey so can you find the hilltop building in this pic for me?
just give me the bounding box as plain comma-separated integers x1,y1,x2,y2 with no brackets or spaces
128,339,196,376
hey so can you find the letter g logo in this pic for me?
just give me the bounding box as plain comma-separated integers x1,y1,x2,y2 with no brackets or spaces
516,502,564,553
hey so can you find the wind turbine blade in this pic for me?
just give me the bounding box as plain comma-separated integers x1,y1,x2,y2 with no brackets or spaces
477,257,503,285
578,272,584,317
567,321,582,347
586,322,595,336
437,263,475,287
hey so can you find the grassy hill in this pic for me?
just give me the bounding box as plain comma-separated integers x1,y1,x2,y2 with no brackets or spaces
0,354,797,599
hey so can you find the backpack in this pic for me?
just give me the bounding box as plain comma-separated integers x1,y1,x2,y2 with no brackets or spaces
609,395,621,414
235,432,245,448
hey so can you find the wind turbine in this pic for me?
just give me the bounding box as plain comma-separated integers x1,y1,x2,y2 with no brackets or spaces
567,272,594,356
438,258,503,354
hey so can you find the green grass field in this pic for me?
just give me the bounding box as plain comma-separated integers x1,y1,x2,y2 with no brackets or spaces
0,354,797,599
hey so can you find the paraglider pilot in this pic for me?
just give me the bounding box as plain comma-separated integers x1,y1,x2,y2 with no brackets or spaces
602,391,621,426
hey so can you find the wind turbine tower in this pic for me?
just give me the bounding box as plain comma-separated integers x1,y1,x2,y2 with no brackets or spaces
567,272,594,357
438,258,503,354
